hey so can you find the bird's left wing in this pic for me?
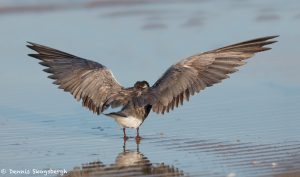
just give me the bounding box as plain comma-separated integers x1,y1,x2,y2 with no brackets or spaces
133,36,278,114
27,42,130,115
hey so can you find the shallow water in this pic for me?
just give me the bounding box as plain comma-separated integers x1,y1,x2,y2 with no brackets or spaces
0,0,300,177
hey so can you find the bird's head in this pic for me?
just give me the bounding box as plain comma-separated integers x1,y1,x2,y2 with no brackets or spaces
134,81,150,90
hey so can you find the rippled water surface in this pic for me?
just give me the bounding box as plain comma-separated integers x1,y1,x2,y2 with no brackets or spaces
0,0,300,176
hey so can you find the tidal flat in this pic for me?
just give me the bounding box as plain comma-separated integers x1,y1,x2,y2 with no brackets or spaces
0,0,300,176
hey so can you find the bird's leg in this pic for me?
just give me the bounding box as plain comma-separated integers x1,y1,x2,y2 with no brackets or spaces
136,141,140,152
123,128,128,140
123,137,127,152
135,127,142,142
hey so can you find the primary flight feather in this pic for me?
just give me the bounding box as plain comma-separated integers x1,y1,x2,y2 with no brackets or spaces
27,35,278,140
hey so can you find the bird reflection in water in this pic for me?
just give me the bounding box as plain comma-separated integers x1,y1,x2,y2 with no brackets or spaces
63,140,185,177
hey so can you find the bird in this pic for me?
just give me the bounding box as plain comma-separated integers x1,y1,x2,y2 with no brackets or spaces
63,146,185,177
27,35,278,140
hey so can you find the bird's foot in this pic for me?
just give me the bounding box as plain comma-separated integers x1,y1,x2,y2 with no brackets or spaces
123,136,129,141
135,135,142,144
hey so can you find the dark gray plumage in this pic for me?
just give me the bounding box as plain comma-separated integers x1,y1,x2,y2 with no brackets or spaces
133,36,278,114
27,36,278,139
27,42,128,115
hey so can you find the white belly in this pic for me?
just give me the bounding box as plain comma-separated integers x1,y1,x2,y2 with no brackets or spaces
114,116,143,129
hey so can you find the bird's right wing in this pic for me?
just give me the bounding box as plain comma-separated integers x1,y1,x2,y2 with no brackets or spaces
27,42,130,115
133,36,278,114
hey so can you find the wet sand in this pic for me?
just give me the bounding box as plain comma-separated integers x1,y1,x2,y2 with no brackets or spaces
0,0,300,176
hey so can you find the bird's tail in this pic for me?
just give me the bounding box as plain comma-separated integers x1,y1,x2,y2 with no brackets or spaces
105,112,127,119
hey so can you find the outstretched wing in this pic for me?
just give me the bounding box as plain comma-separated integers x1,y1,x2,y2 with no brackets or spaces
27,42,128,115
134,36,278,114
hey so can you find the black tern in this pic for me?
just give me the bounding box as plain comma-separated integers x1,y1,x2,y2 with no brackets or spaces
27,35,278,140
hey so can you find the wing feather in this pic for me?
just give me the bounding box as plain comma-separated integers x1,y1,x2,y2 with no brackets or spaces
134,36,278,114
27,42,129,115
